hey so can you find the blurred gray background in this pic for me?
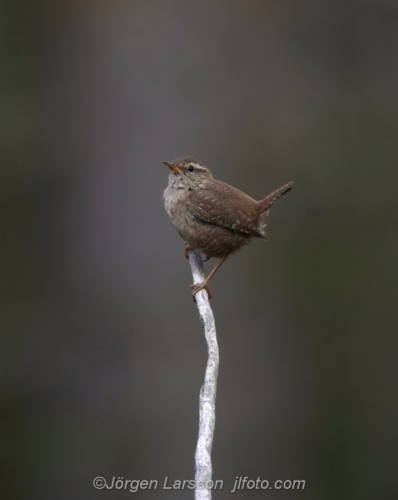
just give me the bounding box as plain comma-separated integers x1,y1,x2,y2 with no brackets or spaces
1,0,398,499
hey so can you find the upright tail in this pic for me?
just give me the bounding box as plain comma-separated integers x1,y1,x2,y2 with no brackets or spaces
256,181,293,238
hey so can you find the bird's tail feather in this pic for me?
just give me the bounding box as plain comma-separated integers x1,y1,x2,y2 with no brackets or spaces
256,182,293,238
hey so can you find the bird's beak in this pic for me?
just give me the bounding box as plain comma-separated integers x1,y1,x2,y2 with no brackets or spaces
164,161,183,173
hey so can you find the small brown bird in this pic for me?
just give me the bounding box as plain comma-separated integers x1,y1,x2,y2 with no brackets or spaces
163,157,293,299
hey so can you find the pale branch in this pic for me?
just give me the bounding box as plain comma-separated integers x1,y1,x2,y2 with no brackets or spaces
188,250,219,500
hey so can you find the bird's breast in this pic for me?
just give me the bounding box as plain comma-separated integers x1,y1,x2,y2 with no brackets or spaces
163,186,192,233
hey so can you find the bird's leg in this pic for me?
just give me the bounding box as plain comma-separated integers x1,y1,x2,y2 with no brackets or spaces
190,257,227,301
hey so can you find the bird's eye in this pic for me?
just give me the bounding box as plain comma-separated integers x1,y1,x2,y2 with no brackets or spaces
188,165,194,172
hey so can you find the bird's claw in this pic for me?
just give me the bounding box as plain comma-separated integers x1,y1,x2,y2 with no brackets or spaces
184,247,193,260
190,282,213,302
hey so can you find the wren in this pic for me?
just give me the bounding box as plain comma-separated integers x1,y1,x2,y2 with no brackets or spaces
163,157,293,299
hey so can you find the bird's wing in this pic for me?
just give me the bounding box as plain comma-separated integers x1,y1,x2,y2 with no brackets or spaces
187,182,261,236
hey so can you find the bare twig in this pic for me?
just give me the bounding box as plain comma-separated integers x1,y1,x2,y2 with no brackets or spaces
188,250,219,500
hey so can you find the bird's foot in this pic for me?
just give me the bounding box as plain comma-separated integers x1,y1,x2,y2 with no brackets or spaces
184,247,194,259
184,248,211,263
190,282,213,301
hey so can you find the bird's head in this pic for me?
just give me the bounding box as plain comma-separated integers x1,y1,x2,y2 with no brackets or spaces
164,157,213,190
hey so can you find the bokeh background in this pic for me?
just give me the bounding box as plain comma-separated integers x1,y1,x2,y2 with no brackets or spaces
1,1,398,499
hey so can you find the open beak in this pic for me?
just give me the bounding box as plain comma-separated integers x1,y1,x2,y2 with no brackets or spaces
164,161,183,173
